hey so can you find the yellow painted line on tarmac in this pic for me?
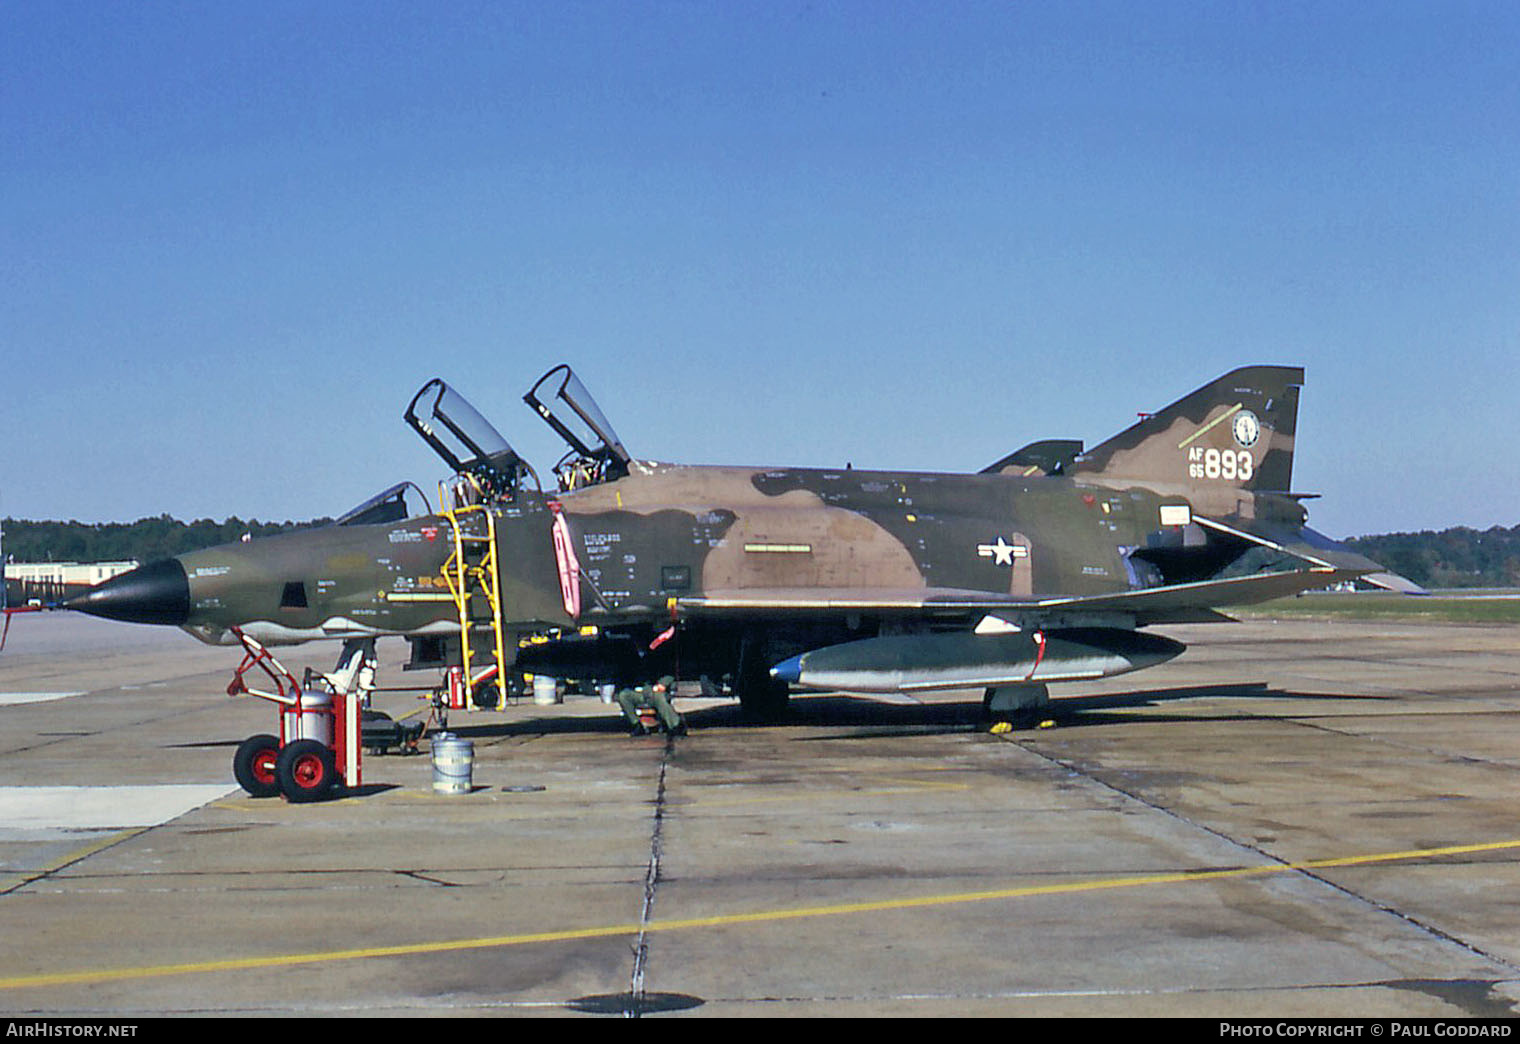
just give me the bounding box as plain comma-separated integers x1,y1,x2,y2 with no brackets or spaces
0,827,151,897
871,774,969,791
2,837,1517,991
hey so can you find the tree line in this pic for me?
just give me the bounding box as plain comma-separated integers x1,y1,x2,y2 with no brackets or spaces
1,515,329,565
1343,526,1520,589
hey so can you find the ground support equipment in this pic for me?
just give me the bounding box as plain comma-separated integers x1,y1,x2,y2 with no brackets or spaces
439,500,509,714
225,627,367,802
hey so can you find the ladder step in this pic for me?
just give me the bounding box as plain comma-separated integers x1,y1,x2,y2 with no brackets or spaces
441,503,506,707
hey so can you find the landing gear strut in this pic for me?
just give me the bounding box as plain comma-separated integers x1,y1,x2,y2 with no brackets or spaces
736,634,790,722
982,682,1051,729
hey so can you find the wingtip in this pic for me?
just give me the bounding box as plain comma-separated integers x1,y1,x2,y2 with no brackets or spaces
1361,571,1429,596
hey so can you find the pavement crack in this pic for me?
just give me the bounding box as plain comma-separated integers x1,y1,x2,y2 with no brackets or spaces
626,732,673,1018
396,870,461,887
1008,734,1520,979
0,826,153,898
1278,711,1520,770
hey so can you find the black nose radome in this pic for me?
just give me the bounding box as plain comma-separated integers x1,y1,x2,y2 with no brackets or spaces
64,559,190,626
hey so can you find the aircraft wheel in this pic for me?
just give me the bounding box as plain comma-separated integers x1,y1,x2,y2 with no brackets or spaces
471,681,501,710
979,688,999,720
275,739,340,803
737,674,790,722
233,733,282,798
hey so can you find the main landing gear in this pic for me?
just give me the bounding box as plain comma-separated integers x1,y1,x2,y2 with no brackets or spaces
736,634,791,722
982,682,1053,731
226,631,376,803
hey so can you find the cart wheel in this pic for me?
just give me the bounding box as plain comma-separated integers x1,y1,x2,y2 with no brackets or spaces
275,739,340,803
233,734,282,798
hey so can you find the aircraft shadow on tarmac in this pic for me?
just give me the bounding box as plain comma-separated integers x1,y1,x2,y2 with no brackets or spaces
158,684,1390,756
414,682,1390,742
153,685,1390,802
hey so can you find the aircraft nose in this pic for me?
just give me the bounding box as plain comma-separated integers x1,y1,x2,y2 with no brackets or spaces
64,559,191,626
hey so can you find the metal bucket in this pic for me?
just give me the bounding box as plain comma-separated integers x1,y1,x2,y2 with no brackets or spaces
430,733,474,795
531,674,561,706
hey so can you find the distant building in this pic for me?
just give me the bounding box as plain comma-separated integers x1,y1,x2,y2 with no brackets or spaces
3,562,139,606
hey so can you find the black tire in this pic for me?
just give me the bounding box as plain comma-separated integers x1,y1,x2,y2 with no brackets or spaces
274,739,340,803
735,632,790,723
361,709,398,755
737,673,790,722
233,733,282,798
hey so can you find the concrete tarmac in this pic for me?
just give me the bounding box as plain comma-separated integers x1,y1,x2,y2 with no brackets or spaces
1,612,1519,1017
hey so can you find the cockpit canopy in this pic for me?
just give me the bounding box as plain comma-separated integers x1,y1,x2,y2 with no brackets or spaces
524,364,632,491
335,482,430,526
404,379,526,502
403,366,632,500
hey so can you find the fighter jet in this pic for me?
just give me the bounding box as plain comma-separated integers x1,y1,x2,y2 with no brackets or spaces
67,364,1412,797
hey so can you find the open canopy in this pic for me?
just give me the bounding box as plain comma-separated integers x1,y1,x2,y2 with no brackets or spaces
404,378,525,501
524,364,632,490
403,367,632,498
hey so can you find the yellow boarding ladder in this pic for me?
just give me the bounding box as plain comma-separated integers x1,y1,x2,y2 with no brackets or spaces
439,500,508,709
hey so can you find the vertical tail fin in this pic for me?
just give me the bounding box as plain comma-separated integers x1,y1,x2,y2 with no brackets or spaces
1070,366,1303,493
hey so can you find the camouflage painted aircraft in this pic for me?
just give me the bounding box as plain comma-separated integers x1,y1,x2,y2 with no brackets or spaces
68,364,1414,736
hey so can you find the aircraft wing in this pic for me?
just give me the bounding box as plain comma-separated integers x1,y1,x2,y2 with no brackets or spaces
677,565,1350,695
1022,568,1338,616
681,573,1347,695
678,567,1345,626
677,510,1397,629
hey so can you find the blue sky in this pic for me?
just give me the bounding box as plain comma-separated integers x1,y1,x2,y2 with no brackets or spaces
4,1,1517,538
